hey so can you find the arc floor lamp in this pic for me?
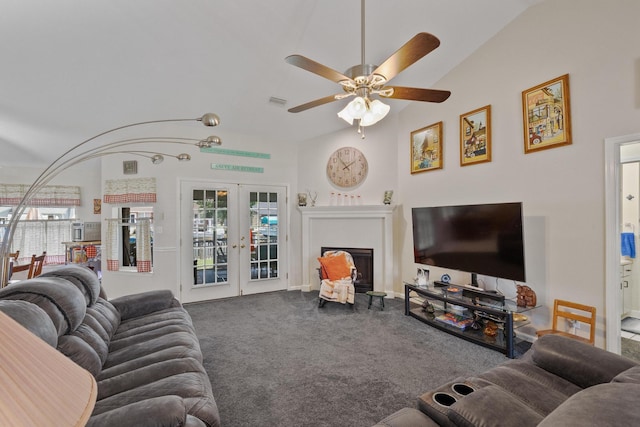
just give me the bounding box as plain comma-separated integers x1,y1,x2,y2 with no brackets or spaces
0,112,221,287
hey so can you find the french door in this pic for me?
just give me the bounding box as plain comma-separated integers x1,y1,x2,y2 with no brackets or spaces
179,181,287,303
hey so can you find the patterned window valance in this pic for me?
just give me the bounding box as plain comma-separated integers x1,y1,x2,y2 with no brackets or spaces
103,178,157,204
0,184,81,207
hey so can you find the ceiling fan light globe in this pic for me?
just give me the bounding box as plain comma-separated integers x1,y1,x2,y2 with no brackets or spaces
346,97,367,119
360,100,390,127
337,106,355,125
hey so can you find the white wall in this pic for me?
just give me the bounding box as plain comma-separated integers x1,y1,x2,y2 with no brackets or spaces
100,126,297,298
0,160,102,221
291,116,399,288
394,0,640,346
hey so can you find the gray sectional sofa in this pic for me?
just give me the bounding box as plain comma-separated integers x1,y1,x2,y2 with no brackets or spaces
0,264,219,427
375,335,640,426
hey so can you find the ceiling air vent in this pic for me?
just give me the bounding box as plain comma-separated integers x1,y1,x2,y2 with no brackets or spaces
268,96,287,107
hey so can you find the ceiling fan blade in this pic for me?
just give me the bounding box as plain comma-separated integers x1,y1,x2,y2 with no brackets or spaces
372,33,441,82
286,55,352,84
383,86,451,103
288,94,342,113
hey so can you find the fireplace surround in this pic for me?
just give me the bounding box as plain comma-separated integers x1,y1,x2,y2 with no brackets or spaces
299,205,395,295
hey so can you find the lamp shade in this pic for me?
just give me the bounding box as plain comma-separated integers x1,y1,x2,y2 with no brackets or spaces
0,311,97,426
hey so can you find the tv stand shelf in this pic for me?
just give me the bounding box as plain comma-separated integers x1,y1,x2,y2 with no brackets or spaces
405,283,521,358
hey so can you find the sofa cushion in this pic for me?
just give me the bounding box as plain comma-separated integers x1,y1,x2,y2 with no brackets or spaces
104,331,202,369
538,383,640,427
92,371,218,425
0,278,87,335
58,334,103,377
98,345,206,381
86,395,211,427
474,361,580,415
373,407,439,427
89,298,121,340
97,357,207,400
40,264,102,306
611,365,640,384
531,335,639,388
0,300,58,347
447,384,544,427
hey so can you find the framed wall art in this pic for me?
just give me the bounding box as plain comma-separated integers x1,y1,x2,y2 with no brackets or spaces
460,105,491,166
93,198,102,214
522,74,571,154
411,121,443,174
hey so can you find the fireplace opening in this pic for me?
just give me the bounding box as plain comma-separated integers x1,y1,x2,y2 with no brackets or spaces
321,246,373,293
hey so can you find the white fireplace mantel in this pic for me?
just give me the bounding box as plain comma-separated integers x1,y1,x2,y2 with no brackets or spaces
299,205,396,295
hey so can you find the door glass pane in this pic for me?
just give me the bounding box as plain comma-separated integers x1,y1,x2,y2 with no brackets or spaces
249,191,279,280
193,189,228,285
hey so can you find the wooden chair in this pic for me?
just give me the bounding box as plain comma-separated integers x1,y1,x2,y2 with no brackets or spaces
11,251,46,279
9,250,20,262
536,299,597,345
11,254,33,277
28,252,46,278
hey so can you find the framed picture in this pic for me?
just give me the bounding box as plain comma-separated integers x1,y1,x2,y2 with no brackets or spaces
522,74,571,154
411,121,443,174
93,199,102,214
460,105,491,166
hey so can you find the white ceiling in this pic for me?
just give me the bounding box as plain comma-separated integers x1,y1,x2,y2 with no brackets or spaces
0,0,540,167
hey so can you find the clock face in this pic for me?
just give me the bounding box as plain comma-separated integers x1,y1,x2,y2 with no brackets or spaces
326,147,368,188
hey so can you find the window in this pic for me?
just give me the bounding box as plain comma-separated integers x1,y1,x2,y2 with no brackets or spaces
105,206,153,272
0,206,76,264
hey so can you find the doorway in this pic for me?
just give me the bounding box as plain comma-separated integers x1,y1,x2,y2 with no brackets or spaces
179,180,288,303
604,133,640,354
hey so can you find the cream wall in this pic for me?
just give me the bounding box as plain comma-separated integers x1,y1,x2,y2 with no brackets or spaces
291,116,400,288
394,0,640,346
0,160,102,220
99,126,297,298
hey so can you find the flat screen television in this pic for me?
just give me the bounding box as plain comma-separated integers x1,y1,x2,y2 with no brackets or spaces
412,202,526,282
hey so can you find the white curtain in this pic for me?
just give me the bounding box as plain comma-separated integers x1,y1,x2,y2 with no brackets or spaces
105,218,152,272
12,222,45,263
105,219,120,271
11,220,71,264
136,218,152,273
0,184,80,206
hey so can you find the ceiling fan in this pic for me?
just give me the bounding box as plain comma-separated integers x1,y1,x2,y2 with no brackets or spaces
285,0,451,134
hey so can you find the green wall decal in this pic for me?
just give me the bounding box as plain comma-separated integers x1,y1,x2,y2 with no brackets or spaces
211,164,264,173
201,147,270,159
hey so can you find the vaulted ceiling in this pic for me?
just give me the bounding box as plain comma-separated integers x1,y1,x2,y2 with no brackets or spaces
0,0,540,167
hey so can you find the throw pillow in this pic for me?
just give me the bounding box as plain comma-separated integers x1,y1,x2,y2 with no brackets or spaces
318,253,351,280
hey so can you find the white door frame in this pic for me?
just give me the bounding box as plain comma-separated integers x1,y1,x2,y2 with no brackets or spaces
177,179,290,303
605,132,640,353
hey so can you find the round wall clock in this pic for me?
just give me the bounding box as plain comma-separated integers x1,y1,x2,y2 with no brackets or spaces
326,146,368,188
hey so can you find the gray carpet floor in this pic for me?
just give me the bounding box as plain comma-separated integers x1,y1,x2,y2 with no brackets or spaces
185,290,520,427
622,337,640,362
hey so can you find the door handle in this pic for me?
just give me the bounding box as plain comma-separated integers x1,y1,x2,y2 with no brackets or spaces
232,244,238,249
240,244,246,249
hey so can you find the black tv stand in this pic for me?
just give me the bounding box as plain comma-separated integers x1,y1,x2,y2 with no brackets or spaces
405,282,524,358
433,281,505,303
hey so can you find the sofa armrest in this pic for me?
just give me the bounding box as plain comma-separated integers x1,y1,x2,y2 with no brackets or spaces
109,290,180,321
373,408,439,427
87,396,208,427
531,335,639,388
